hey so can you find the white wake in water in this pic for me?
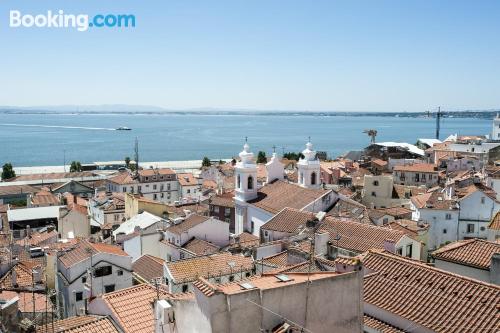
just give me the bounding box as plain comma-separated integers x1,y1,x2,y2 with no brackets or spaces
0,123,116,131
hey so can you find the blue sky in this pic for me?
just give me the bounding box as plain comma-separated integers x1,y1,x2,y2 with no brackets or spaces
1,0,500,112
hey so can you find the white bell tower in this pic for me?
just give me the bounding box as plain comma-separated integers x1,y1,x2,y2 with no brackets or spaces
492,113,500,140
297,140,321,189
234,141,258,235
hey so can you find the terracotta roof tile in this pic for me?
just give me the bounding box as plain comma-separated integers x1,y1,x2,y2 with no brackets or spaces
361,250,500,333
194,271,340,296
132,254,165,283
15,230,58,247
37,315,118,333
320,217,407,253
177,173,198,186
59,239,128,268
98,284,192,333
0,262,44,289
166,214,210,235
248,180,329,214
432,239,500,270
209,192,235,208
31,190,60,206
182,238,219,255
363,315,406,333
166,252,253,283
0,185,39,196
393,163,438,173
489,211,500,231
261,207,315,233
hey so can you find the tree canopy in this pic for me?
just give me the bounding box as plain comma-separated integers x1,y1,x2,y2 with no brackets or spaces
202,157,211,167
70,161,82,172
1,163,15,180
257,151,267,163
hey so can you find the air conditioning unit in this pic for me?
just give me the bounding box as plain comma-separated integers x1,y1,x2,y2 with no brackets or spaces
156,299,174,326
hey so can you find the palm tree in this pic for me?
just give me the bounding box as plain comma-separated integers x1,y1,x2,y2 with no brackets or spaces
364,129,378,144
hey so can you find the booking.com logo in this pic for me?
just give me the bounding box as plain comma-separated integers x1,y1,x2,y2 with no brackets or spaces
9,10,136,31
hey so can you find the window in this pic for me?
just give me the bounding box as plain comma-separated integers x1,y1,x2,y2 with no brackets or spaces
114,214,120,221
373,180,379,186
214,206,219,213
154,194,158,200
180,252,185,259
383,218,389,224
160,184,164,191
117,270,123,276
94,266,112,277
130,186,134,193
229,275,235,282
82,277,87,283
225,218,231,223
153,185,157,190
481,197,485,204
480,226,486,231
311,172,317,185
167,184,171,190
187,189,191,193
122,187,127,192
421,174,426,181
245,272,251,277
371,191,377,197
138,186,141,192
182,284,188,292
445,213,452,220
161,193,164,198
225,208,231,216
467,224,475,233
104,284,115,293
248,176,254,190
75,292,83,302
406,244,413,258
145,177,149,181
397,248,403,255
443,229,447,234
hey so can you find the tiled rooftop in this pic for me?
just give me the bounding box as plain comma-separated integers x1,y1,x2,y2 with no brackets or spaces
248,180,329,214
182,238,220,255
363,315,406,333
261,207,315,233
166,252,253,283
97,284,191,333
166,214,210,235
193,271,340,297
37,315,119,333
393,163,438,173
489,210,500,231
59,239,128,268
132,254,165,283
361,250,500,333
432,238,500,270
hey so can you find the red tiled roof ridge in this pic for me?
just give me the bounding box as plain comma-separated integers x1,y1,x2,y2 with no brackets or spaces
432,238,478,255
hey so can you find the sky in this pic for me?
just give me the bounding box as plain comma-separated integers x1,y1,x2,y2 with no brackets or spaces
1,0,500,112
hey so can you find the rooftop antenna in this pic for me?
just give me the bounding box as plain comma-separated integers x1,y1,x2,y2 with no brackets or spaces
272,145,277,154
134,137,139,177
245,136,248,143
436,106,442,140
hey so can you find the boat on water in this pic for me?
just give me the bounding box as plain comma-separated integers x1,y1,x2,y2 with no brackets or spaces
116,126,132,131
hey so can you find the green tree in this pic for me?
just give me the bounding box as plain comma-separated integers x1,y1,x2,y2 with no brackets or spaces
1,163,16,180
202,157,211,167
70,161,82,172
124,156,131,168
257,151,267,163
283,152,305,161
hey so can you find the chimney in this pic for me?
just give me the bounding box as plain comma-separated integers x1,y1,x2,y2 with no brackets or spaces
26,225,31,239
73,195,77,204
383,239,396,253
32,268,41,284
490,253,500,285
12,268,17,286
314,231,329,256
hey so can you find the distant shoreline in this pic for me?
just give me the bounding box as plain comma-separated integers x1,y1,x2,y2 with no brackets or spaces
0,109,498,119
